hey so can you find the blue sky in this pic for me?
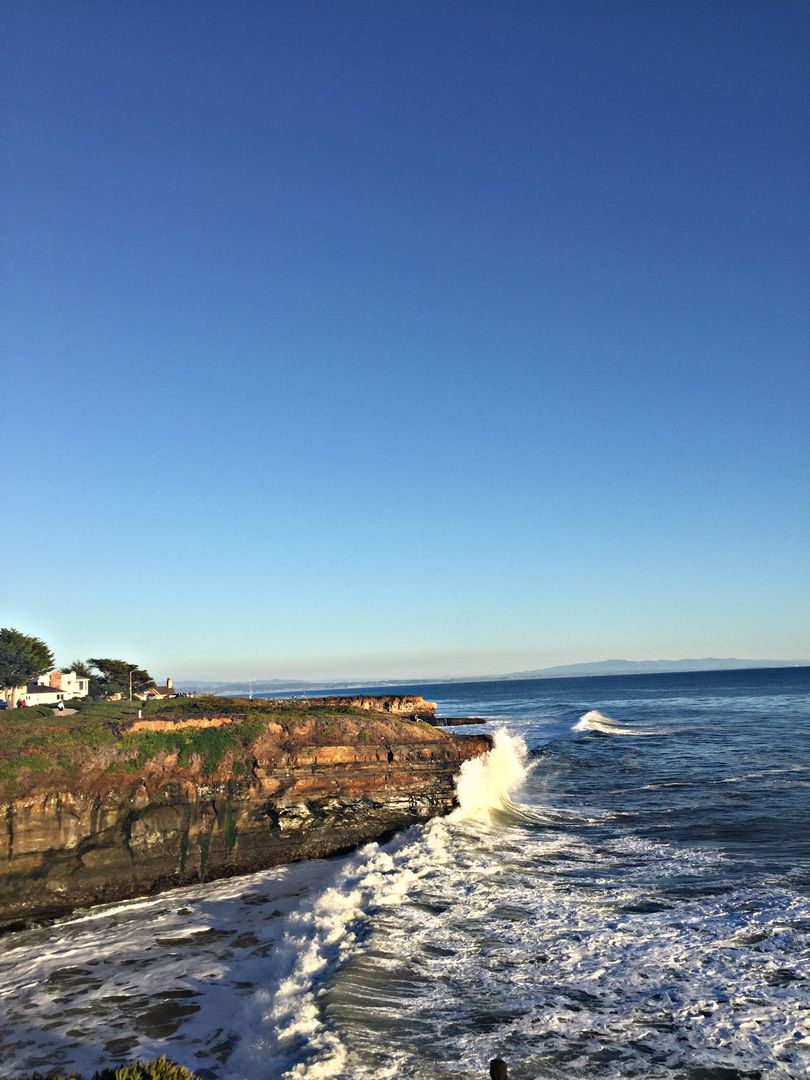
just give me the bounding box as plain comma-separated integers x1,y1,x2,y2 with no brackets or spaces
3,1,808,680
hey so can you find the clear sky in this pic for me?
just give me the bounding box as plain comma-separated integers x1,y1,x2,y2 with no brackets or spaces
3,1,809,681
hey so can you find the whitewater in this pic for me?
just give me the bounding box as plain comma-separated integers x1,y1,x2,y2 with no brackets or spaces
1,667,809,1078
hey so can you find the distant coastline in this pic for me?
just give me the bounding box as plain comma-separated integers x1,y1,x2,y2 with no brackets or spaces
177,659,810,696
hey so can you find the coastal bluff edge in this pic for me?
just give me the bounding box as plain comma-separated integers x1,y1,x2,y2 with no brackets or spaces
0,695,491,930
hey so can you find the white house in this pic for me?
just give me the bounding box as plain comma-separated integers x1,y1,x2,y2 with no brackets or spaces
12,670,91,707
137,677,177,701
21,685,68,707
36,670,90,699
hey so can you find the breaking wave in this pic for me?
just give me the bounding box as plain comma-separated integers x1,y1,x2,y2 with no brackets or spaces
233,730,530,1078
573,709,666,737
452,728,529,817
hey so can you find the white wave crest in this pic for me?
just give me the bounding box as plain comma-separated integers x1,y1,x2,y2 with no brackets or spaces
452,728,529,817
573,709,664,737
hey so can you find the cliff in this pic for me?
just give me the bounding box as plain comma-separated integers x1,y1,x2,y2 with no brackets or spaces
0,696,491,930
303,694,438,719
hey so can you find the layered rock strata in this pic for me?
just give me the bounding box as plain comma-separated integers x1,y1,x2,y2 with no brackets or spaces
0,709,491,930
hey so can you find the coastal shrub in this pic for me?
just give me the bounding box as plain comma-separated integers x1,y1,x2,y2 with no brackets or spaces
0,712,118,793
24,1058,202,1079
97,1059,201,1079
54,719,114,748
122,715,267,775
8,704,52,720
19,753,51,773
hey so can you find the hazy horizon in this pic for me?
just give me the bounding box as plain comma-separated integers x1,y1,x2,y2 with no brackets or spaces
170,656,810,688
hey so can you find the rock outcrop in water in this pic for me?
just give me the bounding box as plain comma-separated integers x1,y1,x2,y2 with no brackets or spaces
0,696,491,930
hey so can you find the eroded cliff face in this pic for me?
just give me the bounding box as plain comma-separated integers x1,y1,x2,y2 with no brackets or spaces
0,706,491,930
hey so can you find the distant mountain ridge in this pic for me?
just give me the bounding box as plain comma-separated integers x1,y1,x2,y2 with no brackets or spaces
504,658,809,678
176,658,809,695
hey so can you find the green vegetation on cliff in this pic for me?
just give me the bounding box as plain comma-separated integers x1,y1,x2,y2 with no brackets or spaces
122,714,267,773
0,695,443,798
0,693,488,931
0,708,120,790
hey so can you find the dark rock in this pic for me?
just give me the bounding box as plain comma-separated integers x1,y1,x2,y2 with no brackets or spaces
429,716,488,727
490,1059,509,1080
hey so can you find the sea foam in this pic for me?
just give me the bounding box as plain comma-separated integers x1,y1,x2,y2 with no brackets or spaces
234,731,529,1079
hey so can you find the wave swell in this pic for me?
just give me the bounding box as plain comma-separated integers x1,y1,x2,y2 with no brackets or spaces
573,709,665,737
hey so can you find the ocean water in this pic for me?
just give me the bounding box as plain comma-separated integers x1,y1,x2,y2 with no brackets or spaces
1,667,809,1079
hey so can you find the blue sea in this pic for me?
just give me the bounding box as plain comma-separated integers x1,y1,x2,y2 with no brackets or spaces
1,667,809,1078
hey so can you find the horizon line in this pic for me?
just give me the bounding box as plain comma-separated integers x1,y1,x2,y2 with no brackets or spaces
173,658,810,688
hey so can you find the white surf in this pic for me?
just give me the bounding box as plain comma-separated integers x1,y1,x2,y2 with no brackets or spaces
573,708,665,737
232,729,530,1078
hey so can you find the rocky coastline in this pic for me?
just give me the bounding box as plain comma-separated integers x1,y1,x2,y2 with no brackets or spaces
0,695,491,930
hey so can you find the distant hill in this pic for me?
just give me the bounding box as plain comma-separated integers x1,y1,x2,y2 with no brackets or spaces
175,678,324,694
505,658,809,679
176,658,809,695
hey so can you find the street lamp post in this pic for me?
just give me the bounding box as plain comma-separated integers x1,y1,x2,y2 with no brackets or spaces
129,667,135,701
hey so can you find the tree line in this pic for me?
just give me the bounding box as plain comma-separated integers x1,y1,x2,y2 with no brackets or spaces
0,628,154,707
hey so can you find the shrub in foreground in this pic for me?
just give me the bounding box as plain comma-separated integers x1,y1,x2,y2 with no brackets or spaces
25,1056,202,1080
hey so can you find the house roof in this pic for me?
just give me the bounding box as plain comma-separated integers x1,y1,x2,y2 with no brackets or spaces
25,685,65,695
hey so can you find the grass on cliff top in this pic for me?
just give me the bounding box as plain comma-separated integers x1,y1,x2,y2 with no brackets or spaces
121,713,267,774
0,697,269,794
0,695,430,797
0,708,120,792
139,694,369,722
